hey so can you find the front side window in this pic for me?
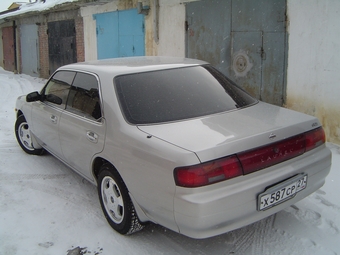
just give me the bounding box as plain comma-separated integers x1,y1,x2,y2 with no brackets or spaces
66,72,102,121
42,71,75,108
115,65,257,124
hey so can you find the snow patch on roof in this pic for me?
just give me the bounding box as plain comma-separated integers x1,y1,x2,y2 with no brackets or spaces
0,0,80,19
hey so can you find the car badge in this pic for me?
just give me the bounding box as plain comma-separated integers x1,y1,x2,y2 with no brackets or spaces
269,133,276,140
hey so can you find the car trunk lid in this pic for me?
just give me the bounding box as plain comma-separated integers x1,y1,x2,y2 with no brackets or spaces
137,102,321,163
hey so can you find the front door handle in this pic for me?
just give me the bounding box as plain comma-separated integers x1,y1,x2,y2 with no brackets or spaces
86,131,98,143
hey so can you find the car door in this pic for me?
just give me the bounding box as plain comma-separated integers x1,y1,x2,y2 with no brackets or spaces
31,71,75,158
59,72,106,181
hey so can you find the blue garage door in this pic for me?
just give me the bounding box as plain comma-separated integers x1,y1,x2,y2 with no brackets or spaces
94,9,145,59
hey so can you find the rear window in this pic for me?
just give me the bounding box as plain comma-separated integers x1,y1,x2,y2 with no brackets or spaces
115,65,257,124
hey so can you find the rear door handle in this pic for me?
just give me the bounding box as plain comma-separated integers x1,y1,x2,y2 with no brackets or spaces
50,115,57,124
86,131,98,143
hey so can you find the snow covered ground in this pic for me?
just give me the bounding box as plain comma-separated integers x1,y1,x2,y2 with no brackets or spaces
0,68,339,255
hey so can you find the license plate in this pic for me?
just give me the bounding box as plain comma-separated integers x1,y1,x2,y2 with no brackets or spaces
258,174,307,211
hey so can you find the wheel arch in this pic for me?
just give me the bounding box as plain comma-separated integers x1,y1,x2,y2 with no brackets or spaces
16,110,24,119
14,114,44,154
92,157,112,183
92,156,150,223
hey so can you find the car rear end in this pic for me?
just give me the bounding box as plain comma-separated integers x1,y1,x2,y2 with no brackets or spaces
113,60,332,238
172,112,331,239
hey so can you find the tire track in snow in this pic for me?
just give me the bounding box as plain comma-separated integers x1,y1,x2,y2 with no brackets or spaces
14,73,43,95
312,193,340,212
279,204,340,254
137,227,196,255
289,202,339,235
0,146,20,153
226,215,275,255
0,173,70,181
22,181,103,219
230,226,256,254
0,75,12,108
0,139,22,153
251,215,275,255
16,76,34,95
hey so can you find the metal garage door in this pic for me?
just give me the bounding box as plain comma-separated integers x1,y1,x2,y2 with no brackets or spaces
20,24,39,77
186,0,287,106
2,26,15,72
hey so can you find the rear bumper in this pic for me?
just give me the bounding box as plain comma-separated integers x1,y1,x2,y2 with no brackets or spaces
173,145,332,239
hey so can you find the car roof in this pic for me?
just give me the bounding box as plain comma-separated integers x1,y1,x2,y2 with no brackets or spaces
58,56,208,76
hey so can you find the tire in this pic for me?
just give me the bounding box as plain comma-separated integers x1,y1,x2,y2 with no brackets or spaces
15,115,44,155
98,164,144,235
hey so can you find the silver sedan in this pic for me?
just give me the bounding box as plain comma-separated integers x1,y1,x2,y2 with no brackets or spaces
14,57,332,239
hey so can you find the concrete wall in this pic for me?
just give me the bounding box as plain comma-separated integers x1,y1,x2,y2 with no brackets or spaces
286,0,340,144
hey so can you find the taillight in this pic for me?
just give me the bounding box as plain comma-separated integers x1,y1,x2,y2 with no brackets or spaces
238,134,305,175
174,155,243,187
305,127,325,152
174,127,326,187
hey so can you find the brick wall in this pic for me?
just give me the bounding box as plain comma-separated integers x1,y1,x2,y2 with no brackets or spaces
16,24,21,74
75,17,85,63
38,23,49,79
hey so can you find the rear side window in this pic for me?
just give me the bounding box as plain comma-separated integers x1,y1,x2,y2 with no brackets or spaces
66,72,102,121
115,65,257,124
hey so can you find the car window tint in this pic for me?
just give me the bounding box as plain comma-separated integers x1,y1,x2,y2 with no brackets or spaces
43,71,75,108
66,72,102,121
115,65,257,124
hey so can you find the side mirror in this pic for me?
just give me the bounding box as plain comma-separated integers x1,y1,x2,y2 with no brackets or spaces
26,91,41,102
45,94,62,105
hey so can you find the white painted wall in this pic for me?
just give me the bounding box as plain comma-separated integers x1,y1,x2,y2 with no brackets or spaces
286,0,340,144
157,0,199,57
158,1,186,57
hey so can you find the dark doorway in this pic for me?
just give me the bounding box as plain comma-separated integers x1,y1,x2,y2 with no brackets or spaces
48,20,77,75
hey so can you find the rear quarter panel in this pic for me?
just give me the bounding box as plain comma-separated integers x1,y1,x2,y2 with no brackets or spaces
94,71,200,233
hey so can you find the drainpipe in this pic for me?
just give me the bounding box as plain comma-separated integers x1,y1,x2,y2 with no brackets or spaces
13,20,18,73
153,0,159,44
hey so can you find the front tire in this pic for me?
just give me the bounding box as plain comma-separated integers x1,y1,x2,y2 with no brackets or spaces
98,164,144,235
15,115,44,155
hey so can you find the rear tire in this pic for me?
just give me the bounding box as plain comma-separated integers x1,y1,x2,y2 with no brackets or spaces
15,115,44,155
98,164,144,235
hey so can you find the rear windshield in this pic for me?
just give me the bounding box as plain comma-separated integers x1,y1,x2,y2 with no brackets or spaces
114,65,257,124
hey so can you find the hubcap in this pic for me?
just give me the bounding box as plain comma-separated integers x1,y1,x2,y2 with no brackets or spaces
18,122,34,151
101,176,124,224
